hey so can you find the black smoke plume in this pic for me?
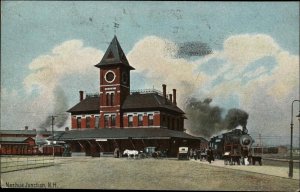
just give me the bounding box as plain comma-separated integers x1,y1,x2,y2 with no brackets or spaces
185,97,249,138
224,108,249,132
185,98,223,138
176,41,212,58
39,86,69,130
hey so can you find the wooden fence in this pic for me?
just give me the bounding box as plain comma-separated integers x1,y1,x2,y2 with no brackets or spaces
0,155,54,173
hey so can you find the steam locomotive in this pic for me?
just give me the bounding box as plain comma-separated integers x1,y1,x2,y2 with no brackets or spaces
209,128,262,165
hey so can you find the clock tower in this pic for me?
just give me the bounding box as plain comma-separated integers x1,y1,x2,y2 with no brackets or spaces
95,36,135,128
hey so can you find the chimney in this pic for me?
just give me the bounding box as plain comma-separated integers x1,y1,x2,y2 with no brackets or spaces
172,89,177,105
169,94,172,103
162,84,166,98
79,91,84,101
25,126,28,130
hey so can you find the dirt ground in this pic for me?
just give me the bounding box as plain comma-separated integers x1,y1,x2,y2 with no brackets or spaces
1,157,299,191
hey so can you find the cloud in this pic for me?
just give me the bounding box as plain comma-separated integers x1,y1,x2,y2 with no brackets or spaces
243,66,267,79
224,34,280,67
127,34,298,107
268,51,299,99
1,40,103,130
24,40,103,94
203,34,298,102
127,36,209,107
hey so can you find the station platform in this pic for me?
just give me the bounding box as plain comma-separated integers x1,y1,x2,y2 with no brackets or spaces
191,159,299,180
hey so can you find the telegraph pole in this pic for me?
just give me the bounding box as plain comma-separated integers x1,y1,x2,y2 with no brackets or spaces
289,99,300,178
259,133,263,156
51,116,57,157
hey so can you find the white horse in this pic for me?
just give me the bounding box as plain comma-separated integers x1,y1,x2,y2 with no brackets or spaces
123,149,139,159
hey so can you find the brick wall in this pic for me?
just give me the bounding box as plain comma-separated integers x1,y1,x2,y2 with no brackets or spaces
154,113,160,126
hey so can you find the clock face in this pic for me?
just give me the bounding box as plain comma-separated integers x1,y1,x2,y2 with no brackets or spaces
122,72,128,84
105,71,115,83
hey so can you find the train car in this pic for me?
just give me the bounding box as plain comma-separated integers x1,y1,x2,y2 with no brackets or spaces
209,129,262,165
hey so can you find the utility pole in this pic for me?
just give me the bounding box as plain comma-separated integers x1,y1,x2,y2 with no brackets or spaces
289,99,300,178
51,116,57,158
259,133,263,156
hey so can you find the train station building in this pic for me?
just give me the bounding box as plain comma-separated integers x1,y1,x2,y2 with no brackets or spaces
58,36,207,157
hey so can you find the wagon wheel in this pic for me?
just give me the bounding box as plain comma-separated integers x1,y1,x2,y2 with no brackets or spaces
224,159,228,165
230,158,234,165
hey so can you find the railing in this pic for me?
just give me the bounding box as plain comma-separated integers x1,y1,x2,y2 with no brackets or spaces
86,89,164,97
0,155,54,173
86,93,100,98
130,89,163,96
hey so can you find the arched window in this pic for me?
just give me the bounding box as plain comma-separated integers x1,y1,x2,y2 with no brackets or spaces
148,114,153,126
86,117,91,128
111,93,114,106
128,115,133,127
104,115,109,128
77,117,81,128
111,115,116,127
138,114,143,126
106,93,110,106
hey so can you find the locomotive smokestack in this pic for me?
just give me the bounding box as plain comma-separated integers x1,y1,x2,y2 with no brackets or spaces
242,125,248,134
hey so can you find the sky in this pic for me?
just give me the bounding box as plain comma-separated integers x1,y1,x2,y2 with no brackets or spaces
1,1,299,146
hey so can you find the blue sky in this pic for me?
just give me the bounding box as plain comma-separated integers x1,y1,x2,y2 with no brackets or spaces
1,1,299,145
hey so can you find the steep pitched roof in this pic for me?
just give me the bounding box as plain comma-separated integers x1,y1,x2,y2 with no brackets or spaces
67,96,99,113
67,93,184,114
95,36,135,70
122,93,185,114
58,128,206,141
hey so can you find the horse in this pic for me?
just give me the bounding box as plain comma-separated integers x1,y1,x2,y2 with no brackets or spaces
123,149,139,159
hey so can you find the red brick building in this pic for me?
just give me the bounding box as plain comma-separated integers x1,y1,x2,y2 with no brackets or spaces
61,36,207,157
0,128,64,155
68,36,185,131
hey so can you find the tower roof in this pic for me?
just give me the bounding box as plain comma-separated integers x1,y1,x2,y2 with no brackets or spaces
95,36,135,70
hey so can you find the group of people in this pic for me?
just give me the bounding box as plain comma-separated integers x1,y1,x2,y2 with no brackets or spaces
189,147,214,163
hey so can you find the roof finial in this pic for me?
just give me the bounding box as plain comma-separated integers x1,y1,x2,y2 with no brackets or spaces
113,17,119,36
